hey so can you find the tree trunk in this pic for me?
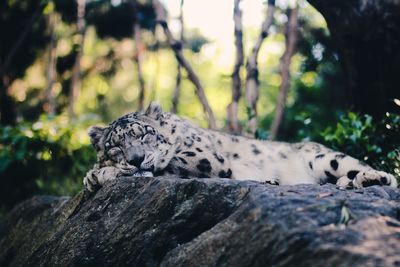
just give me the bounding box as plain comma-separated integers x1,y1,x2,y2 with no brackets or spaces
269,5,299,140
245,0,275,136
132,1,146,111
171,66,182,114
306,0,400,118
227,0,244,134
44,12,58,116
171,0,185,114
68,0,86,118
152,0,217,129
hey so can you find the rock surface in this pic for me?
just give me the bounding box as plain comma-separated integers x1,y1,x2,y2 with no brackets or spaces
1,176,400,267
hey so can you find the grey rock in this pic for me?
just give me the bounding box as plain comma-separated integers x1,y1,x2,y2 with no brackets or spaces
1,176,400,267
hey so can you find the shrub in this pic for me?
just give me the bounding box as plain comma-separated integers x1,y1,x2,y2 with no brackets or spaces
319,112,400,180
0,114,98,210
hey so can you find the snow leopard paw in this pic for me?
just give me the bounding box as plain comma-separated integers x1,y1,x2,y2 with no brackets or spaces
83,166,120,192
336,170,398,189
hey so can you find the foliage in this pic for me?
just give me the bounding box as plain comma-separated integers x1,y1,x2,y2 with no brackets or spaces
319,112,400,179
254,8,347,142
270,25,347,142
184,29,209,53
86,1,156,40
0,0,48,79
0,115,98,209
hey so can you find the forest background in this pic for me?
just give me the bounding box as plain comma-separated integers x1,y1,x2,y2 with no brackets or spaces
1,0,399,214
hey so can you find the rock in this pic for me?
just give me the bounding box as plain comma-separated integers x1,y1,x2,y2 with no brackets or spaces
1,176,400,267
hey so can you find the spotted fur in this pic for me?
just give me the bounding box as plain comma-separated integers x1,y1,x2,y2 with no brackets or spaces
83,102,398,191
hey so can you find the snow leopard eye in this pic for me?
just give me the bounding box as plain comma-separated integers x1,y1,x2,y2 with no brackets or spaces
145,126,155,134
108,147,122,157
141,133,156,144
128,129,136,137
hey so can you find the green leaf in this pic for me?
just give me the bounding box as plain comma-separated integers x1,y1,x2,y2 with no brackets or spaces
338,204,351,225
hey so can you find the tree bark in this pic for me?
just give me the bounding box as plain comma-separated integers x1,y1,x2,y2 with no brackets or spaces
245,0,275,135
227,0,244,134
306,0,400,118
44,12,58,116
269,5,299,140
152,0,217,129
171,0,185,114
131,1,146,111
68,0,86,118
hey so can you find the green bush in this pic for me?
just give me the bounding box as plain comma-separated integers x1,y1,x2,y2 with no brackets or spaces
319,112,400,179
0,114,98,210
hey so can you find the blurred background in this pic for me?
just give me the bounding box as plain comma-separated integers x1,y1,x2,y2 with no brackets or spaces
1,0,399,214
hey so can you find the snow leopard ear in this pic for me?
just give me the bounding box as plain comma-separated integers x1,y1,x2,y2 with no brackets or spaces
88,126,106,150
145,102,162,119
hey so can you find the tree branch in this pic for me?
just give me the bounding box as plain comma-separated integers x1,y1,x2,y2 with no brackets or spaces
227,0,244,134
245,0,275,135
152,0,217,129
171,0,185,114
131,0,146,111
45,12,59,115
269,4,299,140
68,0,86,117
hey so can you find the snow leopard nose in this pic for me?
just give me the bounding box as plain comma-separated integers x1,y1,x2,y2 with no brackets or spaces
128,154,145,168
